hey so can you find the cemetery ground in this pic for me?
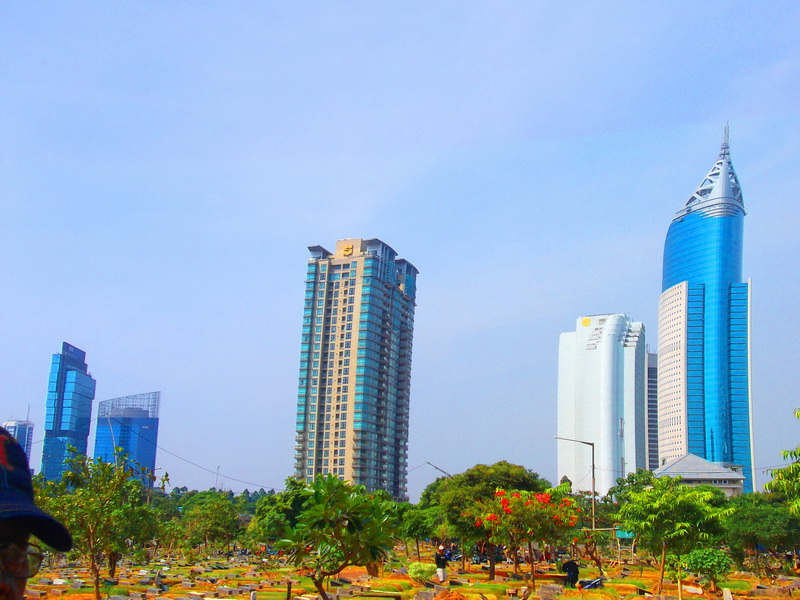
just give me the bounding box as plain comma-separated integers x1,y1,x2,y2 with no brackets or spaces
25,545,800,600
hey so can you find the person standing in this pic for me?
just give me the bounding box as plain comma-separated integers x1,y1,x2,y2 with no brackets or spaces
435,546,449,583
0,426,72,600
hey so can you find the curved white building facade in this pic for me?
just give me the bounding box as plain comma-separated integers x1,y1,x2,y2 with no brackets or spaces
557,314,646,496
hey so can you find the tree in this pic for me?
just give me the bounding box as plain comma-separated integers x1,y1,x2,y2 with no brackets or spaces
605,469,655,504
419,461,550,580
723,493,800,572
182,490,241,552
34,453,154,600
683,548,731,592
398,504,442,560
479,485,581,589
765,409,800,514
616,476,729,593
248,477,308,543
277,474,399,600
420,461,550,507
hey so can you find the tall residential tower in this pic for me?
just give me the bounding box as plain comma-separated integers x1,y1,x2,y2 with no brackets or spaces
41,342,96,480
657,129,754,492
557,314,646,496
294,238,417,501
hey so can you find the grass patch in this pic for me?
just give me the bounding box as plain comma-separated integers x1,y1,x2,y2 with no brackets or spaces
469,583,509,594
99,587,132,596
606,579,647,588
256,593,293,600
719,580,751,591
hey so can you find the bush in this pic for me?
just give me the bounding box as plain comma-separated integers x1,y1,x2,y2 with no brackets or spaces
684,548,732,591
407,562,437,583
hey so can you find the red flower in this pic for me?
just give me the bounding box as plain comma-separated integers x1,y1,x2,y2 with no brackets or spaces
486,514,499,521
511,492,521,498
503,507,512,514
495,490,506,497
500,497,510,508
475,519,484,527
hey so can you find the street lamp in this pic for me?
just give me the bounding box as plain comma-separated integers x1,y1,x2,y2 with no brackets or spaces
554,436,596,529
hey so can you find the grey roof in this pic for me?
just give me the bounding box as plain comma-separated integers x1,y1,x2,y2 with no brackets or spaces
655,453,746,481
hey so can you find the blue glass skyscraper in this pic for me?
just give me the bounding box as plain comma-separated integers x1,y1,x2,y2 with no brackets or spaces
657,129,754,492
3,420,34,463
41,342,97,480
94,392,160,486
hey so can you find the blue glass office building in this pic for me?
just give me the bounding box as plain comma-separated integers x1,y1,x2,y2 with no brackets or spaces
3,420,34,463
41,342,97,480
294,239,417,501
94,392,160,486
658,130,754,492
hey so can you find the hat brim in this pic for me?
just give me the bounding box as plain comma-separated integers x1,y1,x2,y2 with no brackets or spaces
0,493,72,552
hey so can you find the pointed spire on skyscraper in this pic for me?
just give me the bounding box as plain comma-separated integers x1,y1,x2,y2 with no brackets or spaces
675,125,743,219
719,123,730,158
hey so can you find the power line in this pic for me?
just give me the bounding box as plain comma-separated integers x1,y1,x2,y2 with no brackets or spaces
31,415,284,492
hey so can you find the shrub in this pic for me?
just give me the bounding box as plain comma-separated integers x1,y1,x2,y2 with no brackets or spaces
407,562,437,583
684,548,732,591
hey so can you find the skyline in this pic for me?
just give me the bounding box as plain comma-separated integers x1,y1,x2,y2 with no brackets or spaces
2,3,799,500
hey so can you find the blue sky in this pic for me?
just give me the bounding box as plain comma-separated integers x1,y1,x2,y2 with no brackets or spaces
1,2,798,500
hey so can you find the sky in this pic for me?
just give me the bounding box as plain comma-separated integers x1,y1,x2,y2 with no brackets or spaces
1,2,798,501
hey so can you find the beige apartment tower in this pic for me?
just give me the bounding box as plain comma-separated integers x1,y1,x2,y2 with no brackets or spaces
294,238,418,501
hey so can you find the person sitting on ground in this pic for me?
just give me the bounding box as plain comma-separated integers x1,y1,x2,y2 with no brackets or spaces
561,558,579,588
0,427,72,600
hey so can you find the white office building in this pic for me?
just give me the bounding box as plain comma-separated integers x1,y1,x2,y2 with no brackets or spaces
557,314,647,496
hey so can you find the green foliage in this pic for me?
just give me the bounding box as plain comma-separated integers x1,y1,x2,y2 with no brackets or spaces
481,485,581,548
182,490,241,551
616,476,730,593
406,562,437,583
423,461,550,543
478,484,581,580
276,474,399,600
723,493,800,569
419,461,550,511
683,548,732,591
398,505,442,547
605,469,655,504
718,579,751,591
248,477,308,543
765,409,800,515
418,462,550,580
34,452,155,600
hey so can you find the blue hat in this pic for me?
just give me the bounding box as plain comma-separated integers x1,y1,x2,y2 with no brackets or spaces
0,427,72,551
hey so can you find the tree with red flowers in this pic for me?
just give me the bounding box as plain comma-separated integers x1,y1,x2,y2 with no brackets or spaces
422,461,550,580
480,485,582,590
